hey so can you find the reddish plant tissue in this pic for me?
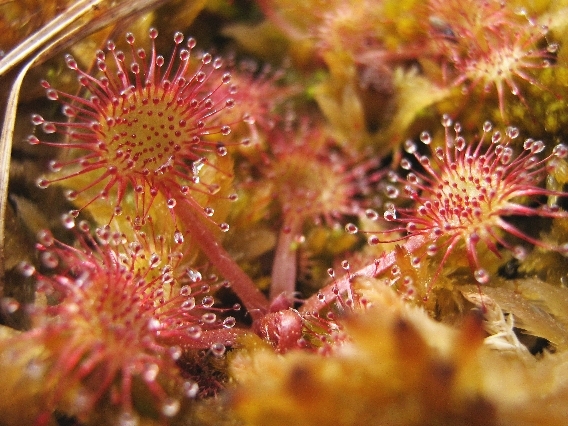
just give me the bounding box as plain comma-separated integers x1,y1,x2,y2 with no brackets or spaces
29,28,271,319
14,219,242,423
30,28,237,227
364,115,568,286
427,0,557,118
265,121,380,304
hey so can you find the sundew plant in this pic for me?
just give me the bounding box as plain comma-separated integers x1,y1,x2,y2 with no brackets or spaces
2,0,568,425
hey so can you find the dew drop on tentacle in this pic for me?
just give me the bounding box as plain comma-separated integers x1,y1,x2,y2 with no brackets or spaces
216,144,228,156
365,209,379,220
506,126,520,140
426,244,438,256
368,235,380,245
37,229,55,247
210,342,226,357
385,185,399,199
491,131,502,144
474,268,490,284
383,205,397,221
386,170,398,183
441,114,453,128
183,381,199,398
161,398,180,417
181,298,196,311
17,261,36,277
179,285,191,297
117,411,139,426
31,114,44,125
187,325,202,339
173,230,184,244
61,213,76,229
404,139,417,154
512,245,528,261
36,177,50,189
27,135,40,145
1,297,20,314
345,223,358,234
454,136,466,151
187,268,202,282
420,131,432,145
201,295,214,308
169,346,182,361
400,158,412,170
223,316,236,328
553,144,568,158
391,265,401,276
202,312,216,324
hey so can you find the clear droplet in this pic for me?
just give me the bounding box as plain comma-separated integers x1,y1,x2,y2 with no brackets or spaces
365,209,379,220
27,135,40,145
202,312,216,323
223,316,236,328
174,230,184,244
553,144,568,158
1,298,20,314
210,342,226,357
41,251,58,268
169,346,182,360
385,185,399,199
18,261,35,277
36,178,50,189
474,268,490,284
183,381,199,398
201,295,214,308
420,131,431,145
454,136,466,151
512,246,528,261
61,213,75,229
187,269,202,282
426,244,438,256
117,411,139,426
383,206,397,221
187,325,202,339
345,223,358,234
181,298,196,311
404,139,417,154
506,126,519,139
368,235,380,245
142,363,159,382
161,398,180,417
